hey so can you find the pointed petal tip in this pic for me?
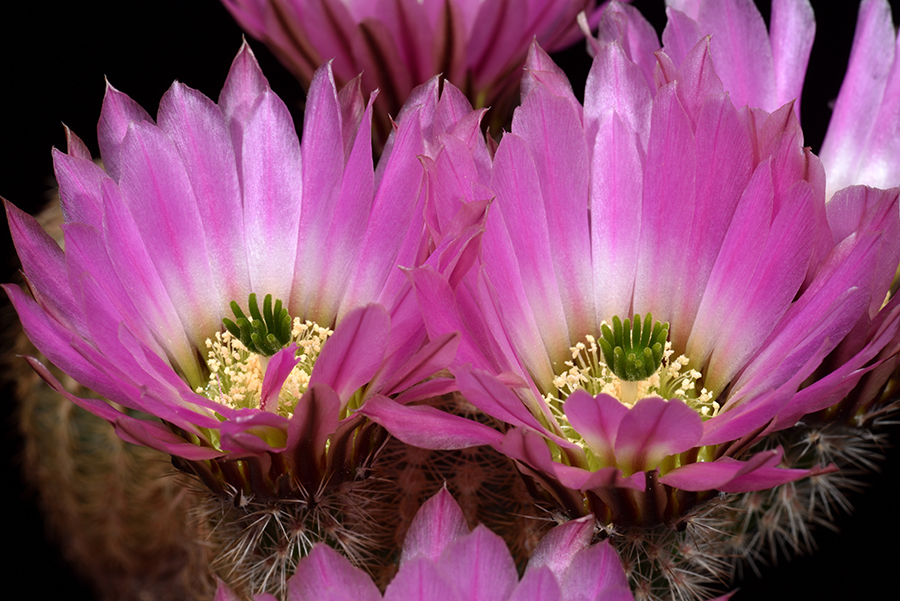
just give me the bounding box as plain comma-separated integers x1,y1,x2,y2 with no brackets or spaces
400,486,470,564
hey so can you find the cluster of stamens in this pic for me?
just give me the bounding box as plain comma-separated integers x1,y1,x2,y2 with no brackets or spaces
197,311,333,418
545,315,718,419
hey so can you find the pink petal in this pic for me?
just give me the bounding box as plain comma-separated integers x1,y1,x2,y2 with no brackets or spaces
214,581,241,601
309,304,390,404
699,345,819,447
304,93,376,324
219,409,289,455
61,222,168,363
508,568,562,601
6,284,133,408
468,0,527,88
820,0,900,197
293,63,347,315
361,395,504,450
99,179,201,384
774,301,900,429
524,515,594,582
384,558,462,601
302,0,358,83
241,88,303,309
584,37,652,146
659,448,819,493
632,84,695,330
456,366,552,435
695,174,816,393
730,231,881,403
5,201,87,337
406,266,504,374
564,391,627,467
826,185,900,317
488,133,566,384
158,79,250,309
511,73,593,346
97,80,154,181
439,525,519,601
378,331,460,397
661,7,703,71
52,147,106,229
561,541,635,601
696,0,776,112
614,398,703,475
116,119,221,349
25,355,221,460
218,41,271,159
260,345,302,412
344,106,426,311
286,383,341,484
522,42,578,108
401,488,470,564
64,125,92,160
287,544,381,601
770,0,815,118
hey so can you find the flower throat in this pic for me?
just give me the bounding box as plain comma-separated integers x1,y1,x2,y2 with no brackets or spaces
196,293,332,417
546,313,718,417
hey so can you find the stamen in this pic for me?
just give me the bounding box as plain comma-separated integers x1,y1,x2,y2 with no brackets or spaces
542,317,721,472
198,315,333,417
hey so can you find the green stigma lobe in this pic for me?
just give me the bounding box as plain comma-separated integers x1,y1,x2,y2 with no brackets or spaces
598,314,668,381
223,293,292,356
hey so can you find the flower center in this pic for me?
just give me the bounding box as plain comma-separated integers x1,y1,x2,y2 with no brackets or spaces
195,294,333,417
544,314,719,438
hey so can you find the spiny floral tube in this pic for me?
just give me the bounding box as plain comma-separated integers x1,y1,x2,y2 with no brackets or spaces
3,41,494,593
218,0,616,139
363,2,900,529
215,487,638,601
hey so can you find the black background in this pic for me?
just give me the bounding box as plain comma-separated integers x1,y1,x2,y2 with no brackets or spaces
1,1,899,598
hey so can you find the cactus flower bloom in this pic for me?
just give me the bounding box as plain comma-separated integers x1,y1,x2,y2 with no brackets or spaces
818,0,900,197
364,4,900,528
648,0,900,198
3,42,492,507
215,488,637,601
219,0,612,137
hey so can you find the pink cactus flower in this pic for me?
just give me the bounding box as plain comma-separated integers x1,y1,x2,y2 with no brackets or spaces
364,2,900,526
219,0,614,138
215,488,637,601
3,42,488,502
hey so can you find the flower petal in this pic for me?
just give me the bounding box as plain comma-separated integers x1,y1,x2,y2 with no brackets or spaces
241,87,303,308
508,567,562,601
286,382,341,485
820,0,900,196
260,345,302,413
400,488,470,564
287,544,381,601
309,304,390,404
384,558,462,601
561,541,635,601
439,525,519,601
614,398,703,475
564,391,628,467
524,515,595,582
659,448,819,493
361,394,504,450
